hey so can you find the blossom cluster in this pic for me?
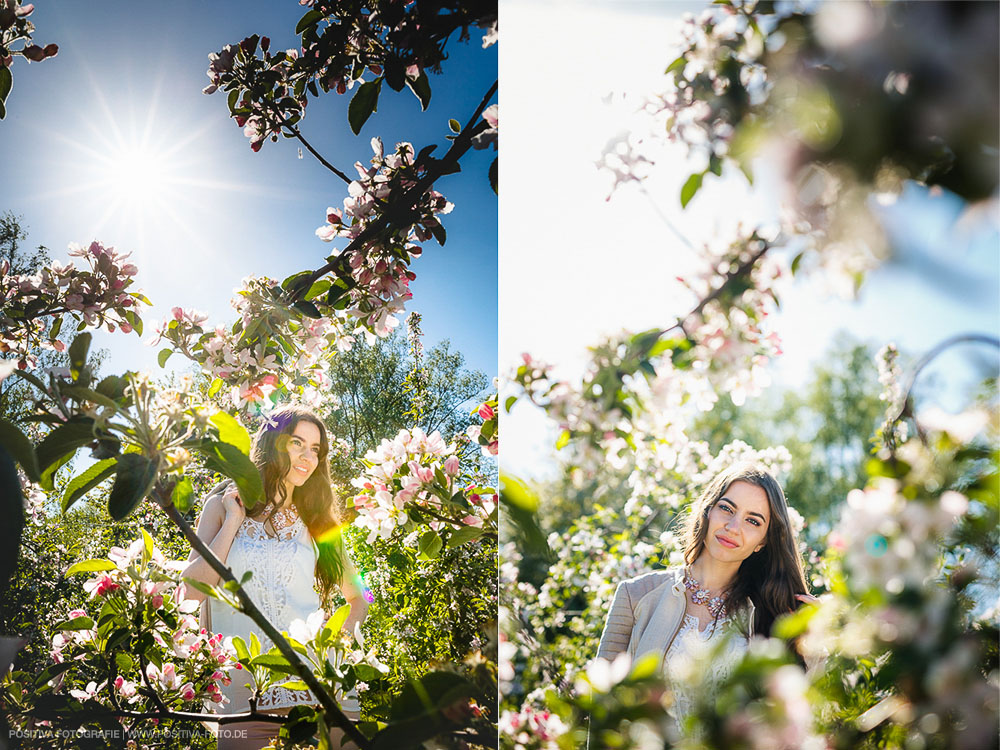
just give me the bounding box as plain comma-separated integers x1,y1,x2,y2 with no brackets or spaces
498,704,569,750
0,0,59,72
203,5,496,151
150,276,357,412
50,536,239,713
350,427,497,544
0,241,147,368
827,478,967,597
677,229,785,407
466,391,499,457
315,137,454,340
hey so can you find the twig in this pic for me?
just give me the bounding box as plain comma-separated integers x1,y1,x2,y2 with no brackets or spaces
156,489,372,749
273,109,352,184
659,240,772,339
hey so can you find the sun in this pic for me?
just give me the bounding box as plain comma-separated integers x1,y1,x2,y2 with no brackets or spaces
100,142,171,208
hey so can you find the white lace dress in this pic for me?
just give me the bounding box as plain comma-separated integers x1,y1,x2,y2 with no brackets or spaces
662,613,748,733
208,505,360,715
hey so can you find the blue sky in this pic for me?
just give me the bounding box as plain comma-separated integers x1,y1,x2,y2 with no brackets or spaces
500,1,999,479
1,1,497,380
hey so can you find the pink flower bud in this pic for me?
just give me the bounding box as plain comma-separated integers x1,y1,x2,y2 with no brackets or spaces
478,404,494,420
443,456,460,476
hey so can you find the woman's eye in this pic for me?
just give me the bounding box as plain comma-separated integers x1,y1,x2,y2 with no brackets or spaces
720,504,733,514
747,518,760,527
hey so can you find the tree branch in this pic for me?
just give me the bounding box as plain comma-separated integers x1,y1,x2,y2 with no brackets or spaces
273,108,352,184
287,78,498,303
156,489,371,749
890,333,1000,427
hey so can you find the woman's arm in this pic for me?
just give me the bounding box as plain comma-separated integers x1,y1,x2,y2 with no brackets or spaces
596,581,635,661
337,555,369,638
177,484,246,604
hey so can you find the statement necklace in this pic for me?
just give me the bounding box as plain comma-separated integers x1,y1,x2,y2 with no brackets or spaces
683,569,727,619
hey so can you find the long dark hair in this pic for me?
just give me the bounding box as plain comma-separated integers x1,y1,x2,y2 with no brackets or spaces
249,404,345,601
682,462,809,636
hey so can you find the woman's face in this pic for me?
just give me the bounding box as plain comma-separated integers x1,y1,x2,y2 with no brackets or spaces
703,480,771,564
283,420,322,488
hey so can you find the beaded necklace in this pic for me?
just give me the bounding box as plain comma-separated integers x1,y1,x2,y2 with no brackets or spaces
682,569,727,619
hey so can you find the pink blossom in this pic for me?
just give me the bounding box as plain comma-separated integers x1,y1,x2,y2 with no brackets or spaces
478,403,495,420
443,456,460,476
83,573,121,598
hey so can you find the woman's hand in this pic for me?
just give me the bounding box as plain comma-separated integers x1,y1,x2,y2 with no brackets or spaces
795,593,820,605
221,486,246,528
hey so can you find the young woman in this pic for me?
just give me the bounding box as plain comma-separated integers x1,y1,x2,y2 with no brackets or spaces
181,405,368,750
596,463,816,731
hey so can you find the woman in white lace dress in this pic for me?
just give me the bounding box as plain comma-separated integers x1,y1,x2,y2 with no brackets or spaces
181,405,369,749
596,463,817,736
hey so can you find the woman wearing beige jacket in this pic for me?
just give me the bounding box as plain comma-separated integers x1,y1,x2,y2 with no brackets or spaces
595,463,816,733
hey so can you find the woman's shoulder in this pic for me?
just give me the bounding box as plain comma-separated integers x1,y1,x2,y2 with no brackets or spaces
618,567,681,598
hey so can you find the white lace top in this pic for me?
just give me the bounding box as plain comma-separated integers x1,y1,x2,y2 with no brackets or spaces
662,613,748,733
209,505,359,715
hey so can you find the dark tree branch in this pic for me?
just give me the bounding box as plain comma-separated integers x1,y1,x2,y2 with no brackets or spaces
287,78,498,303
273,108,352,184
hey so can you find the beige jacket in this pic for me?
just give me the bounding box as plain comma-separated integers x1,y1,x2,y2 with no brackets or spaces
596,568,755,664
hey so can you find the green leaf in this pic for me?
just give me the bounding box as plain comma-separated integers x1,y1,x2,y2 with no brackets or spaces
295,9,323,34
107,453,159,521
0,418,40,482
680,172,703,208
279,679,310,691
504,395,517,412
208,378,223,398
48,315,63,341
348,78,382,135
210,412,251,455
157,348,172,368
52,616,95,632
629,652,660,680
171,476,195,514
182,578,221,601
115,652,134,672
35,416,95,480
404,71,431,110
292,299,322,319
95,375,126,401
141,528,154,565
448,118,461,133
417,531,443,560
68,332,92,378
198,440,264,509
389,671,477,721
61,457,118,512
0,447,24,591
250,632,261,657
250,654,298,675
790,251,805,276
232,636,250,661
12,369,47,394
446,525,483,548
666,54,687,75
0,67,11,104
59,385,117,410
709,154,723,177
65,559,117,576
324,603,351,636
